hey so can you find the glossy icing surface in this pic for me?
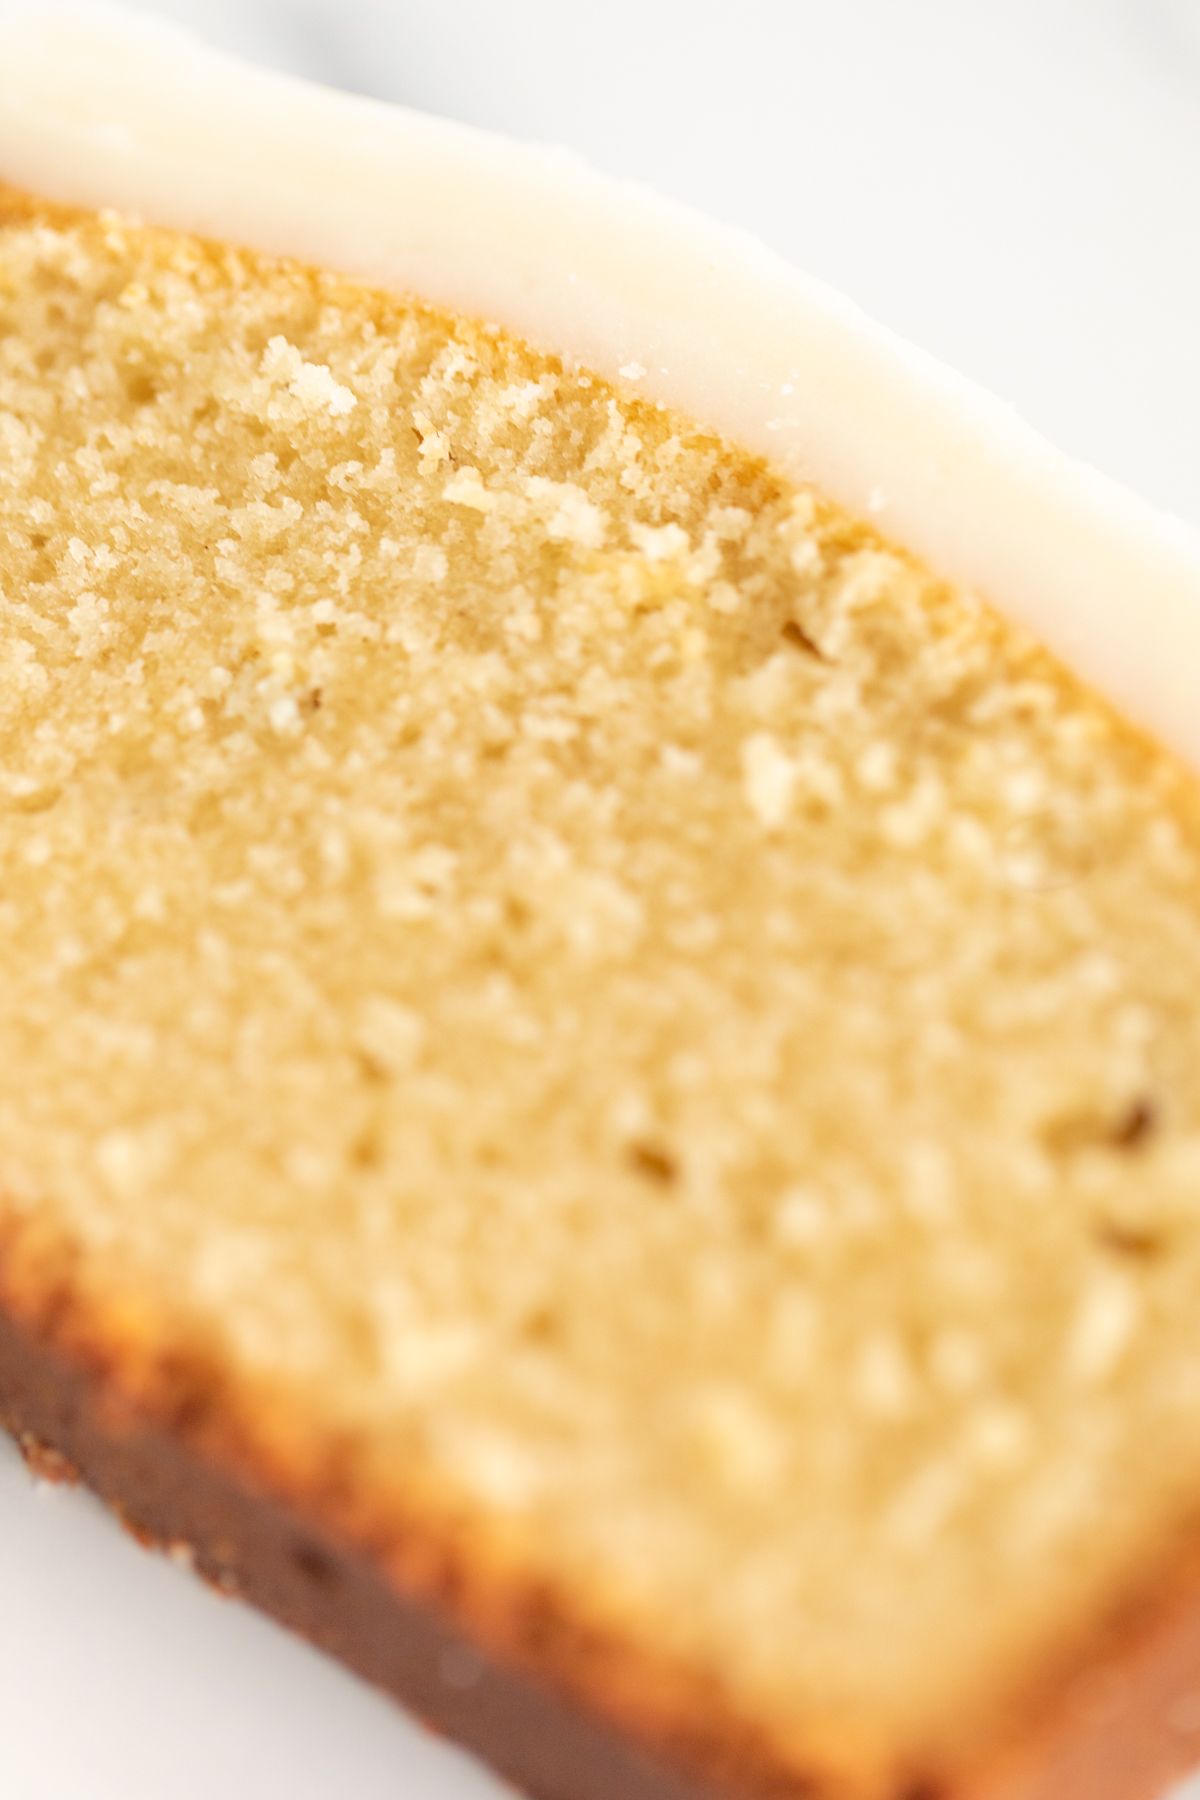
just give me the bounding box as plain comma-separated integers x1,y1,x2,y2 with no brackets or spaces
0,1,1198,768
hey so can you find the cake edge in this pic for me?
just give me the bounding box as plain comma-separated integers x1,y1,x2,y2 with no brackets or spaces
0,1328,727,1800
2,1237,1200,1800
0,1239,903,1800
0,1,1198,772
2,18,1200,1800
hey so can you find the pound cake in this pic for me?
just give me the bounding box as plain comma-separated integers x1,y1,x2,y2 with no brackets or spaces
2,8,1200,1800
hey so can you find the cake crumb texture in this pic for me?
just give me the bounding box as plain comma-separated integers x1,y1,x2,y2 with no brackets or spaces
2,188,1200,1785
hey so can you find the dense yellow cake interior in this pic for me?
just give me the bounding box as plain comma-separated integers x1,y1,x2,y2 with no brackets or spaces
3,189,1200,1769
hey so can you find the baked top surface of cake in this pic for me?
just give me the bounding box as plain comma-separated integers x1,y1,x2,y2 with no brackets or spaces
2,185,1200,1797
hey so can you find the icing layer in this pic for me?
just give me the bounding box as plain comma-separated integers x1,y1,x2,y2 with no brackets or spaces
0,0,1197,770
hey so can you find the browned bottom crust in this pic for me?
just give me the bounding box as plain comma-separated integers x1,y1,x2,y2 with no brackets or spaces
3,1296,1200,1800
0,1302,746,1800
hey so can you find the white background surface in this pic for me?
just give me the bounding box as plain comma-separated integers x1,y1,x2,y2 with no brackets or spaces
2,2,1199,1796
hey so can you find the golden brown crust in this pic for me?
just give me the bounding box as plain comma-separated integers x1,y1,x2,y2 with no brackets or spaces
0,1223,850,1800
0,1307,718,1800
963,1535,1200,1800
3,1222,1200,1800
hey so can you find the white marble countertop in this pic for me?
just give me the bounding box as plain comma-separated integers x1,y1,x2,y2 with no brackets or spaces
2,4,1198,1797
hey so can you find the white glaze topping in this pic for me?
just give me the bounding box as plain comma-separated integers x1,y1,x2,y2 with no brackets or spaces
0,0,1198,769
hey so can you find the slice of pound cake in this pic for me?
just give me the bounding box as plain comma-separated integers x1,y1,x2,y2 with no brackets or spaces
2,9,1200,1800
